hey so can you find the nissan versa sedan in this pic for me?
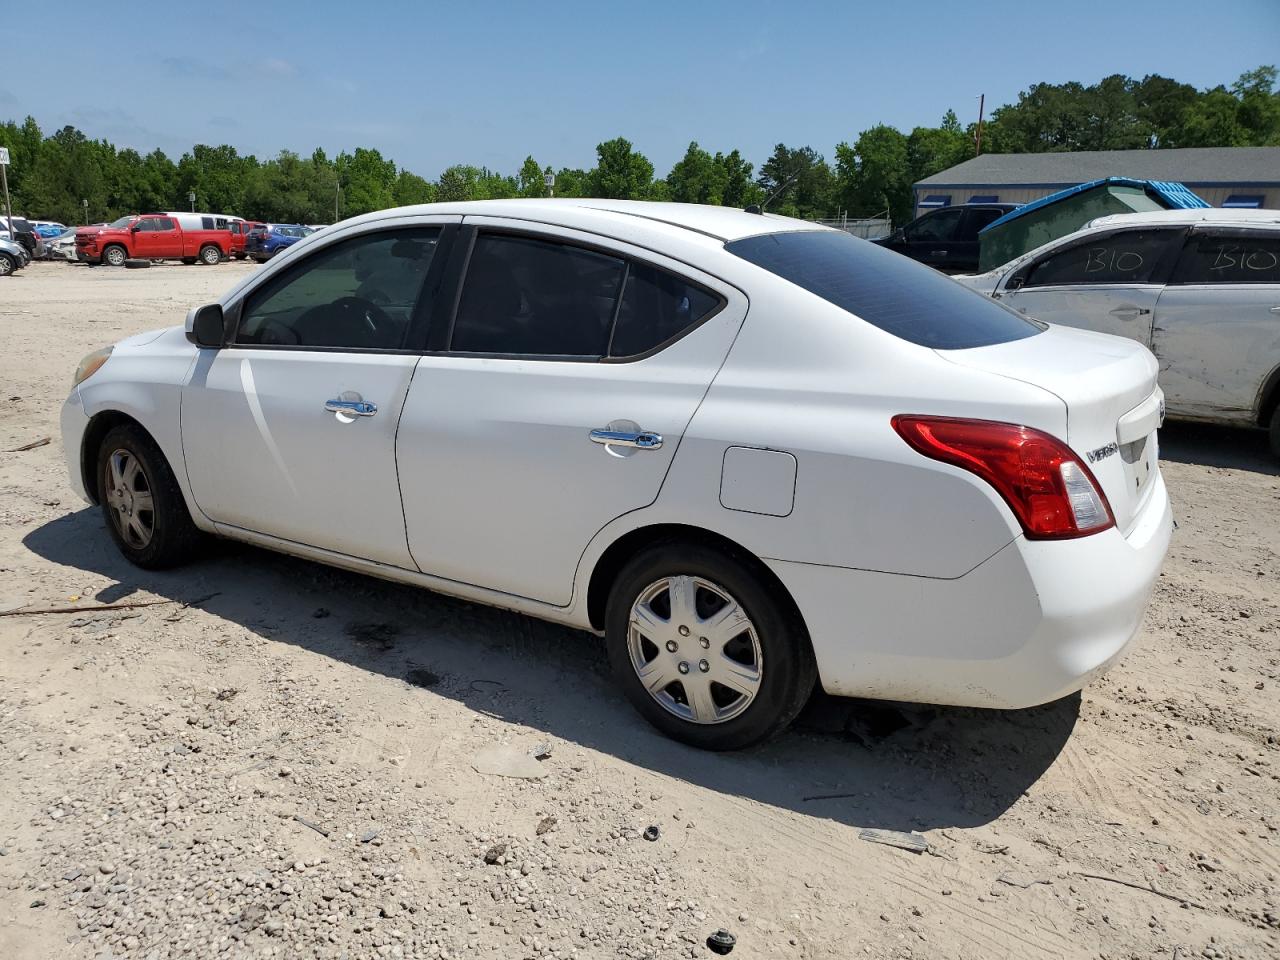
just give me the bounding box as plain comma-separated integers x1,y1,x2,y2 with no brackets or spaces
61,200,1173,750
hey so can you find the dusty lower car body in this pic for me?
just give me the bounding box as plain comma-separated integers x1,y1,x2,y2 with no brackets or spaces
61,200,1172,749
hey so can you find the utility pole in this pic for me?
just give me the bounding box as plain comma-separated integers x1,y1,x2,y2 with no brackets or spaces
0,146,13,241
188,190,196,213
975,94,986,157
335,181,341,222
544,172,555,198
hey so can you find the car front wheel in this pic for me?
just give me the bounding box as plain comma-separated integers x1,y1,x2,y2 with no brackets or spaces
98,424,204,569
605,542,816,750
0,252,14,276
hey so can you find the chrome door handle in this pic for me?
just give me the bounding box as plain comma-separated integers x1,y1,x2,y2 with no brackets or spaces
1269,306,1280,314
589,428,663,449
325,399,377,417
1109,306,1150,318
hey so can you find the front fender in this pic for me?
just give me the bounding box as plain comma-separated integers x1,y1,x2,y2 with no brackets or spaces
75,328,211,529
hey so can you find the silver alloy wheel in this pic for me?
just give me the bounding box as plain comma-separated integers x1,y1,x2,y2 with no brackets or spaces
201,246,220,264
105,246,126,266
0,254,12,276
104,448,155,549
627,575,763,725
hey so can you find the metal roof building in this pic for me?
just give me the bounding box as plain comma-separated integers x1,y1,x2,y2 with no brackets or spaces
912,146,1280,218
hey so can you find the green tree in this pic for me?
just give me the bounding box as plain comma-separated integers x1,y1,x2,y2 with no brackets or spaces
589,137,654,199
835,125,911,224
518,156,549,197
666,141,726,204
758,144,834,218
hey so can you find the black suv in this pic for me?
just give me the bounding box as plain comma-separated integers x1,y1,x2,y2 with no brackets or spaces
2,215,43,259
873,203,1018,274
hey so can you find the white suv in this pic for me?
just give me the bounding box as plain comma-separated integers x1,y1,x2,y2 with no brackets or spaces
959,209,1280,454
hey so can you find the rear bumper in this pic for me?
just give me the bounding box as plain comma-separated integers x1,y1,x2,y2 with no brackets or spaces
769,471,1173,709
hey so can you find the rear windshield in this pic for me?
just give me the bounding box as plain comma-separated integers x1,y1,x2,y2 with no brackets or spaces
726,230,1041,349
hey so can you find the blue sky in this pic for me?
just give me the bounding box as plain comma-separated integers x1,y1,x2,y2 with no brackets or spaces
4,0,1278,178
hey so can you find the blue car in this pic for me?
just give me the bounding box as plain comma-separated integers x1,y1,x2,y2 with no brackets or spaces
245,223,312,262
33,221,68,240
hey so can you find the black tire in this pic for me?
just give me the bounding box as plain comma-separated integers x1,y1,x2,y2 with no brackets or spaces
199,244,222,265
0,252,15,277
97,424,204,569
102,244,127,267
604,541,816,750
1269,404,1280,459
123,258,151,269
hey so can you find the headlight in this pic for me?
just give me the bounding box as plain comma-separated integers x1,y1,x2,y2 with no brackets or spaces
73,346,112,387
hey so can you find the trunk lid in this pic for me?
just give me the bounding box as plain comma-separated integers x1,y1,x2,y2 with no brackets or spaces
938,324,1162,535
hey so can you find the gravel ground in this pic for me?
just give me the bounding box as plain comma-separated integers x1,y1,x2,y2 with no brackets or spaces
1,259,1277,959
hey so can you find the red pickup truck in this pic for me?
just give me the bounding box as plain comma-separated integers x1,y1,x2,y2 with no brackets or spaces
76,213,233,267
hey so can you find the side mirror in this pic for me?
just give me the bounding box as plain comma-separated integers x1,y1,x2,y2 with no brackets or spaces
186,303,226,348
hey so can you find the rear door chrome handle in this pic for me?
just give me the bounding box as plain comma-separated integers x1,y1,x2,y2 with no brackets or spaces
1270,306,1280,314
1109,306,1151,318
589,428,663,449
325,399,377,417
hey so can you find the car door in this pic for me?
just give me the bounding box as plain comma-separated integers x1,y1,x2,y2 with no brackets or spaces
900,208,965,270
1150,226,1280,422
998,227,1184,345
146,216,182,258
130,217,164,257
397,219,747,606
181,219,457,566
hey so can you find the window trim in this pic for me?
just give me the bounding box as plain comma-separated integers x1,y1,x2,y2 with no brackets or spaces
226,224,456,354
1017,226,1187,290
1167,226,1280,286
433,224,728,364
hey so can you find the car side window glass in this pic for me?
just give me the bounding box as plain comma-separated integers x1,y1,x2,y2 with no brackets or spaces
609,261,721,358
1170,231,1280,284
157,218,175,231
235,228,441,350
960,208,1004,241
451,234,626,357
135,217,157,232
1023,229,1178,287
905,209,963,242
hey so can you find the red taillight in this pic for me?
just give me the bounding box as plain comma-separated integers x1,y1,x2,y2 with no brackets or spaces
891,415,1115,540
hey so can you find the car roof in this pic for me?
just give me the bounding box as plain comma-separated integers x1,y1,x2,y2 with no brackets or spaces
1086,208,1280,230
338,199,821,243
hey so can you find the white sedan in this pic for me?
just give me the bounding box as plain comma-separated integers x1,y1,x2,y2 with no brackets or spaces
958,208,1280,455
61,200,1172,749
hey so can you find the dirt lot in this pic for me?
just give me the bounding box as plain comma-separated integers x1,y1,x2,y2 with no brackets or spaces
1,259,1277,960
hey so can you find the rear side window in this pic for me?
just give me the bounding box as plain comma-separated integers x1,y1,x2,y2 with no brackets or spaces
726,230,1040,350
236,228,440,349
610,262,721,358
1022,229,1179,287
961,207,1006,239
450,233,722,359
1170,230,1280,284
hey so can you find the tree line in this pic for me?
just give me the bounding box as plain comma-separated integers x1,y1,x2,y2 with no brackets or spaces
2,66,1276,230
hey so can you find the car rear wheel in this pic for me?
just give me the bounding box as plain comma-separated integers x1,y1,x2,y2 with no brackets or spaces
97,424,204,569
0,253,14,276
103,245,127,267
605,542,816,750
199,245,222,266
